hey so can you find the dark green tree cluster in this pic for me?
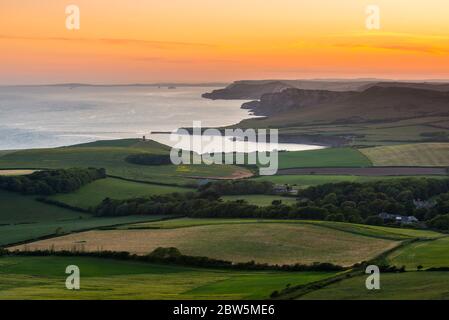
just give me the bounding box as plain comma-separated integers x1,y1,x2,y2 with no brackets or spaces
0,168,106,195
125,153,172,165
198,180,274,195
94,178,449,230
297,178,449,225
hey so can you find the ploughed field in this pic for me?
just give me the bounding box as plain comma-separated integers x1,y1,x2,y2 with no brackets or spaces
0,256,336,300
11,220,402,267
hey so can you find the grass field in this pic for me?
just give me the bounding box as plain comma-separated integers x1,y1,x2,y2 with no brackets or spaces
0,190,173,246
48,177,191,210
12,222,399,266
221,195,297,206
251,175,444,188
0,139,252,186
276,148,372,169
298,272,449,300
0,256,335,300
0,190,89,224
360,143,449,167
387,237,449,270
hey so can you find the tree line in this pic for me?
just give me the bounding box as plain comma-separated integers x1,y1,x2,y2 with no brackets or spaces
0,168,106,195
93,178,449,231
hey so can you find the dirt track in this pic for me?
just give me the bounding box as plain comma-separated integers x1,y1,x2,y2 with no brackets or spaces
277,167,448,176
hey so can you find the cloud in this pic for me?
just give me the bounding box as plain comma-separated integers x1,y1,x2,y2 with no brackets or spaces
0,34,215,49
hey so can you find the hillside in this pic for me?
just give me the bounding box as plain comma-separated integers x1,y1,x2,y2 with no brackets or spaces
203,80,449,100
242,86,449,124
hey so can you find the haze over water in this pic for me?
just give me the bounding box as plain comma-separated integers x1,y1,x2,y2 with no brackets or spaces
0,86,322,152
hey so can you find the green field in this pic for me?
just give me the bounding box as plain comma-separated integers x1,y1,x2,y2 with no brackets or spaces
13,222,400,266
0,256,335,300
0,190,173,246
276,148,372,169
298,272,449,300
251,175,441,188
49,177,191,210
0,139,251,186
361,143,449,167
0,190,89,224
221,195,297,206
388,237,449,270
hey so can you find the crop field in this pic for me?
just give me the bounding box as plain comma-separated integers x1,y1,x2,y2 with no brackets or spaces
0,256,336,300
276,148,372,169
11,222,400,266
49,177,191,210
298,272,449,300
0,169,36,176
387,237,449,270
360,143,449,167
122,218,441,240
221,195,297,206
0,139,252,186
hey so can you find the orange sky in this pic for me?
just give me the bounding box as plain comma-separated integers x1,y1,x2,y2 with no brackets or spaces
0,0,448,84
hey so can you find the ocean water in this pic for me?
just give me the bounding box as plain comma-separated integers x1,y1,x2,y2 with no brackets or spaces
0,86,323,152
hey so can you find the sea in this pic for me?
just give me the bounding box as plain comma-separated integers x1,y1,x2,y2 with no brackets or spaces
0,85,324,152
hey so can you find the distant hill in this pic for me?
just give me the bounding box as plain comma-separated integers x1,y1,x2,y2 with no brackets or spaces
203,79,449,100
240,86,449,125
202,80,379,100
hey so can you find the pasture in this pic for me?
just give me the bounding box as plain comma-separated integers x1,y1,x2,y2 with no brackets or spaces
387,237,449,270
0,139,252,186
221,195,297,206
252,175,446,188
0,190,172,246
11,222,400,266
0,256,335,300
276,148,372,169
49,177,191,210
298,272,449,300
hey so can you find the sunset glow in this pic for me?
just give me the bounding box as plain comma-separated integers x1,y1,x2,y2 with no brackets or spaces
1,0,448,84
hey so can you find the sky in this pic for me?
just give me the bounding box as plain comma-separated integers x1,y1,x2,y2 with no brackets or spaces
0,0,448,84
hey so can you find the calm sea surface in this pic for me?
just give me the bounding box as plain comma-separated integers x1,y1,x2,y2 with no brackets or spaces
0,86,323,152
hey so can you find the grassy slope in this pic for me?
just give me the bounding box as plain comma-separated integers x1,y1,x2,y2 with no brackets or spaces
0,190,89,224
277,148,372,169
221,195,297,206
361,143,449,167
299,272,449,300
0,256,335,300
388,237,449,270
0,139,250,185
49,177,191,210
12,222,399,266
0,190,171,246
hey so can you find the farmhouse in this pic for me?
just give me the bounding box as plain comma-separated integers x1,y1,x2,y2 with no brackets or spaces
273,184,297,195
378,212,419,225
